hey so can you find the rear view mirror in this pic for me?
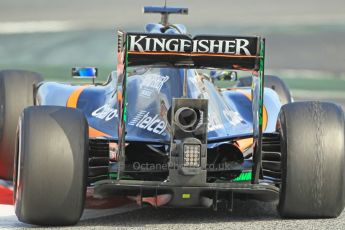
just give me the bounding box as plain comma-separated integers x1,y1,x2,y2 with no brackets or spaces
210,70,237,82
72,67,98,79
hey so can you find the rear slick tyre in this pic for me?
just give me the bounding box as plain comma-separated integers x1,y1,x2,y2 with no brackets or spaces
14,106,88,226
0,70,42,180
278,101,345,218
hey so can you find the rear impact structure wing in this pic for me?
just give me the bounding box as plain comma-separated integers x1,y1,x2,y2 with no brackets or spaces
116,31,266,184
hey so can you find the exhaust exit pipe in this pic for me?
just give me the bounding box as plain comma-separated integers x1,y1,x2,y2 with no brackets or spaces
174,107,200,131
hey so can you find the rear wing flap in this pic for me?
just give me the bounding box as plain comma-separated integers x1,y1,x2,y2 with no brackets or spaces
118,32,263,71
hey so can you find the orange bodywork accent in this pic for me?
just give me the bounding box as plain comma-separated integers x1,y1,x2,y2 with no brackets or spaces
66,86,88,108
117,91,123,102
67,86,109,138
262,105,268,131
235,138,254,153
230,88,268,131
89,127,109,138
229,88,269,153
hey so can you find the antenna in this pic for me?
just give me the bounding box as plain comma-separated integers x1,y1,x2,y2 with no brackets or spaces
161,0,168,26
143,5,188,26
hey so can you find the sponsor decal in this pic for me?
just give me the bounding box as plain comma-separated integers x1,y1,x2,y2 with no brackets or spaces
199,110,244,132
128,110,167,136
208,114,224,131
128,34,253,55
197,111,224,132
140,74,169,98
92,104,118,121
223,109,244,126
91,106,244,132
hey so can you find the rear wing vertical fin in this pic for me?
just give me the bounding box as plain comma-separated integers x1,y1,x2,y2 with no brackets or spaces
251,38,265,184
116,30,127,179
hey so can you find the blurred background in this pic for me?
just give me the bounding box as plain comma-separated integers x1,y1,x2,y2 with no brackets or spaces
0,0,344,107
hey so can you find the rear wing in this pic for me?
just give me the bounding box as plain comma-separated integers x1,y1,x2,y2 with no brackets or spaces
118,32,262,71
116,31,266,184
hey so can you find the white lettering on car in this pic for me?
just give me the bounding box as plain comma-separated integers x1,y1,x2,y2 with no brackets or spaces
91,104,118,121
129,110,167,136
223,109,244,126
140,74,169,98
128,35,252,55
208,114,224,131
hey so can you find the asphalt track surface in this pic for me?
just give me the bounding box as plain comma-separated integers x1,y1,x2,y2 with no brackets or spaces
2,200,345,230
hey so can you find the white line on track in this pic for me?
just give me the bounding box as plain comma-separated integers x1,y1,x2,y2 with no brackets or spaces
0,21,78,34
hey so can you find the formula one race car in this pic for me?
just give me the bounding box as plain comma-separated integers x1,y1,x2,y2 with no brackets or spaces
0,6,344,226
